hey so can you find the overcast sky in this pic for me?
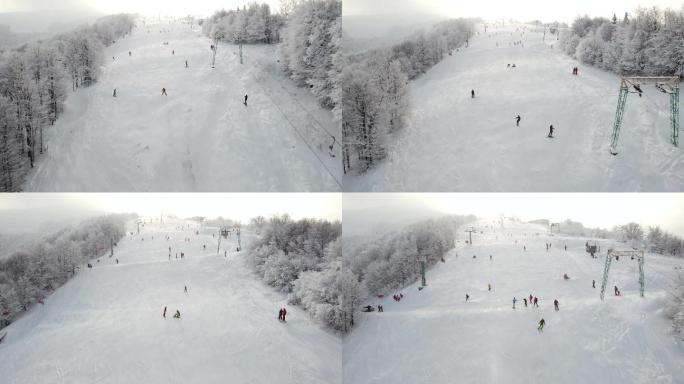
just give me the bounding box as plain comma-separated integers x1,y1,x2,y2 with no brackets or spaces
0,193,341,234
344,193,684,237
0,0,281,17
344,0,684,23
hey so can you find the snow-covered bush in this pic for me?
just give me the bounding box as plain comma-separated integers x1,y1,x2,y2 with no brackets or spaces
0,214,132,329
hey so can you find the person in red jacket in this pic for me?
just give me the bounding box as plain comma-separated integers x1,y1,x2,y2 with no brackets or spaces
282,308,287,322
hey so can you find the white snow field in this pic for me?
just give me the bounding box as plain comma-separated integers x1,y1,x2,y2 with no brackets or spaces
345,25,684,191
344,220,684,384
0,219,341,384
25,21,341,192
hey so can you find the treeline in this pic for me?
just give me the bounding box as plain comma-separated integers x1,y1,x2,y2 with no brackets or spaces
0,14,135,192
341,19,476,174
203,3,283,44
557,219,683,257
560,7,684,76
279,0,341,109
0,214,132,329
246,215,345,329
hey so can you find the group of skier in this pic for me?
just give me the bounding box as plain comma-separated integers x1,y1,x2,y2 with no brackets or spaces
278,308,288,322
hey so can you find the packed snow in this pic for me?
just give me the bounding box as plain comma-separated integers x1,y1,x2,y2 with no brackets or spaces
345,24,684,191
0,218,341,384
24,21,341,192
344,219,684,384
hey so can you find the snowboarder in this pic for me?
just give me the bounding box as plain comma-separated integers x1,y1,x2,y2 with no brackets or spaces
537,318,546,332
554,299,559,311
163,306,167,318
113,88,117,97
548,125,554,138
513,297,517,309
515,115,521,127
465,293,470,302
161,88,167,96
174,310,181,319
471,89,475,98
184,285,188,293
243,94,248,106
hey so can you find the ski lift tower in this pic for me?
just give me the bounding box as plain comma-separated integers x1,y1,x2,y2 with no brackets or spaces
610,76,680,155
420,256,427,287
465,226,476,245
234,32,243,64
599,248,645,300
549,222,560,234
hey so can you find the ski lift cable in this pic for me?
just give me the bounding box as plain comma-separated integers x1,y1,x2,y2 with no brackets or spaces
250,72,343,189
254,62,340,149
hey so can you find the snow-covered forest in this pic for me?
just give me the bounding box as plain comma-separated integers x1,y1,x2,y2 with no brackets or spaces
560,6,684,76
202,3,284,44
246,215,346,329
0,14,135,192
0,214,131,329
341,19,476,174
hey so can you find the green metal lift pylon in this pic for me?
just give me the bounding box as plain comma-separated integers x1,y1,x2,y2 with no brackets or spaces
609,76,680,154
600,249,645,300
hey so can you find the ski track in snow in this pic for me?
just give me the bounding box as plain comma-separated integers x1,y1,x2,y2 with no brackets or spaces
24,22,341,192
344,24,684,191
343,220,684,384
0,219,341,384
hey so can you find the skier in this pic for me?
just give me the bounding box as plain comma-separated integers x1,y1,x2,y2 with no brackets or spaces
185,60,188,68
243,94,248,106
592,280,596,288
224,250,227,257
614,286,620,296
564,245,567,251
163,306,167,318
378,305,383,312
513,297,517,309
282,308,287,322
465,293,470,302
129,51,132,56
471,89,475,98
203,244,206,250
113,88,117,97
172,50,175,55
278,308,283,321
523,297,528,307
488,283,492,292
548,124,554,138
537,318,546,332
116,259,119,264
161,87,167,96
533,297,539,307
515,115,521,127
489,254,492,261
174,310,181,319
184,285,188,293
529,294,533,303
554,299,559,311
524,245,526,251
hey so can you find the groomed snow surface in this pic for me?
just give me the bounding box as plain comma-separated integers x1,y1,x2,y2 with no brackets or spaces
0,219,341,384
25,21,341,192
344,220,684,384
345,24,684,191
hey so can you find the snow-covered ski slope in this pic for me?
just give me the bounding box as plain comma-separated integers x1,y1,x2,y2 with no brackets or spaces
345,24,684,191
25,21,341,192
0,219,341,384
344,220,684,384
